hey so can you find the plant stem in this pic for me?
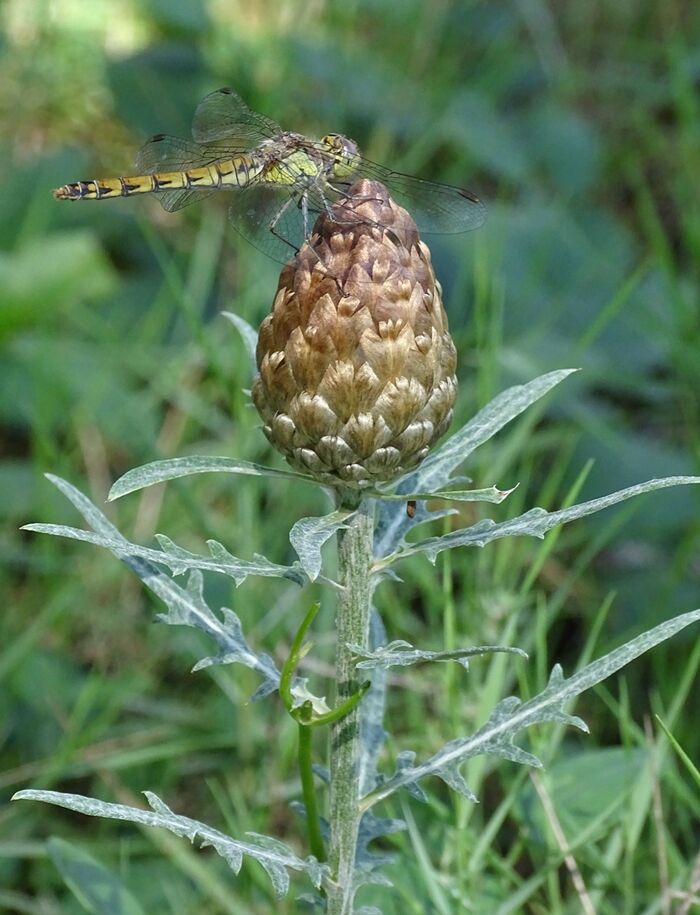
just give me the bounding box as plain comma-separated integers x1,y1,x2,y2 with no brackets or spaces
279,602,320,713
327,496,375,915
298,722,326,862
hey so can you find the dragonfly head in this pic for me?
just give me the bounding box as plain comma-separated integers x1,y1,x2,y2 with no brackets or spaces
322,133,360,178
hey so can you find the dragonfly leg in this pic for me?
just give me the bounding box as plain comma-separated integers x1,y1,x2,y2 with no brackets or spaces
295,190,348,292
268,195,300,255
324,181,387,231
328,181,384,208
267,190,356,293
301,192,311,238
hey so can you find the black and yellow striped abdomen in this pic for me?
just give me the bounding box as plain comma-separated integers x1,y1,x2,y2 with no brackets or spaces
53,155,263,201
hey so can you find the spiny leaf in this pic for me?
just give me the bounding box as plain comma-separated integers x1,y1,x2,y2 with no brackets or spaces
374,501,455,562
24,521,305,586
25,477,281,695
24,476,305,589
162,534,307,585
12,790,327,897
373,371,577,558
370,485,517,505
351,640,527,670
109,455,322,501
154,567,281,690
360,608,700,810
386,475,700,566
353,808,406,895
387,751,429,804
182,572,280,692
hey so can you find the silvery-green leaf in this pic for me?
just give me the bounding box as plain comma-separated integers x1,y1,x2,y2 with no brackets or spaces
12,789,327,896
221,310,258,375
312,765,330,785
360,608,700,811
369,485,517,505
250,678,281,702
296,892,325,909
28,477,280,694
351,640,527,670
290,680,332,716
392,751,429,803
183,574,280,689
109,455,320,501
387,368,578,494
357,610,389,799
41,474,126,538
158,568,281,686
352,654,412,904
23,520,304,587
290,509,355,581
353,808,406,894
387,476,700,566
434,762,478,801
374,500,455,561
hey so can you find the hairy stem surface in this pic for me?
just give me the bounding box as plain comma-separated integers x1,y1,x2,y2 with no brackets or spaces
327,496,375,915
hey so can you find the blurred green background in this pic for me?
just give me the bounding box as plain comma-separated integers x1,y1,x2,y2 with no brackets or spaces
2,1,699,912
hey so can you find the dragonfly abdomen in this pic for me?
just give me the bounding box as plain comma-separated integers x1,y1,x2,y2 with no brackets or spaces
53,156,262,201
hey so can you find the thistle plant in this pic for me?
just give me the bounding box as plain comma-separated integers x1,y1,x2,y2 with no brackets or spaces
14,180,700,914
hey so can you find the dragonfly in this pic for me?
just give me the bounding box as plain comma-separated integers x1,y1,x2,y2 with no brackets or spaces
54,88,486,263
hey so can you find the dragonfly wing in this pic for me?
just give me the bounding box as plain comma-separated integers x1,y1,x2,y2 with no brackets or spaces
227,184,325,263
338,155,487,234
191,87,281,145
134,133,234,213
154,188,214,213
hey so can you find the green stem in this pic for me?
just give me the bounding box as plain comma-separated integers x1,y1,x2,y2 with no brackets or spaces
298,722,326,861
326,496,375,915
280,603,326,859
280,602,320,712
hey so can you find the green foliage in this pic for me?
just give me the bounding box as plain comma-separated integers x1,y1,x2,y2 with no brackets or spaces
47,838,146,915
361,609,700,811
3,0,700,912
0,232,117,340
13,371,700,910
518,747,648,841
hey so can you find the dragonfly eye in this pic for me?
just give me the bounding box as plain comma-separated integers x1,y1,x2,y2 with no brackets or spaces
323,133,357,154
323,134,359,178
321,133,342,150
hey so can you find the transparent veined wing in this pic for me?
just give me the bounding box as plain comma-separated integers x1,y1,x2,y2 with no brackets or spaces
191,87,282,145
227,182,331,263
227,179,420,269
335,153,487,235
134,133,247,213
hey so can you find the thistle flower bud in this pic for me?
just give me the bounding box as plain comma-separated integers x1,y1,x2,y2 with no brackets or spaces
252,179,457,486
